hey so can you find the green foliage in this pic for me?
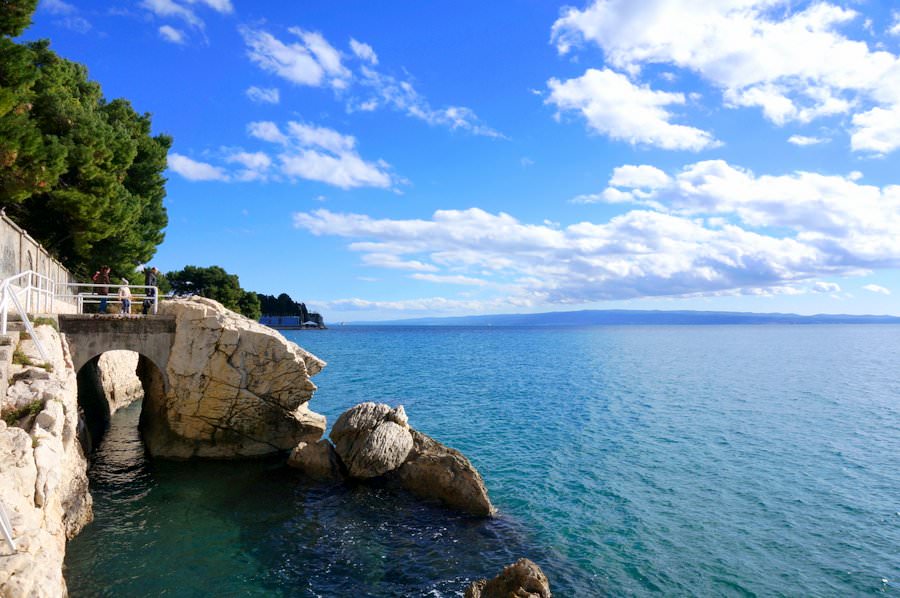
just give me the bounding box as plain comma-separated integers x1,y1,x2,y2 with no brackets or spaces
0,37,170,277
12,346,32,366
31,316,58,331
2,397,44,426
0,0,39,37
167,265,260,319
238,290,261,321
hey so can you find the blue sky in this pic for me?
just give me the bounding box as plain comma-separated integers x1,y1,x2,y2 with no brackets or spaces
22,0,900,320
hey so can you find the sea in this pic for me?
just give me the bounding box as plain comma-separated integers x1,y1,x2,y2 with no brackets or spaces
64,325,900,597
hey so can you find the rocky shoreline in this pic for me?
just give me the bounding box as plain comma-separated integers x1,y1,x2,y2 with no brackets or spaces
0,298,551,596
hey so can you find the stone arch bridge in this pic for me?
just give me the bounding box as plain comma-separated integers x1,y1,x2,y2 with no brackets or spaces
58,315,176,390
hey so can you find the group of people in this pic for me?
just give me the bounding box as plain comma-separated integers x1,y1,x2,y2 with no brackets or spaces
91,266,159,315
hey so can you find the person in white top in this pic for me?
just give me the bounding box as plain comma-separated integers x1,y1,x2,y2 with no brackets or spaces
118,279,132,315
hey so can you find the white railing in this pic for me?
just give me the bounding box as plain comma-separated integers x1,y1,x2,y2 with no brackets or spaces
57,282,159,315
0,499,15,552
0,270,53,363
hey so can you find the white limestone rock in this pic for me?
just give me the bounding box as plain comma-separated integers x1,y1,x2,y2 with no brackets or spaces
465,558,552,598
98,350,143,412
0,326,91,598
392,429,495,517
287,439,344,480
143,297,327,458
330,402,413,478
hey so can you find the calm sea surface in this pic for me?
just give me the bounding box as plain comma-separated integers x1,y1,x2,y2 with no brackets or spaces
64,325,900,596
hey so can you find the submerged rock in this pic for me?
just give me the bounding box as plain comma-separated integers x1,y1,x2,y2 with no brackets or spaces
287,439,344,481
143,297,327,458
465,558,552,598
391,429,495,517
330,402,413,478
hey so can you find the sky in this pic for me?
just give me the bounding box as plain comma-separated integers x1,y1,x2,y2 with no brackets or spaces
21,0,900,320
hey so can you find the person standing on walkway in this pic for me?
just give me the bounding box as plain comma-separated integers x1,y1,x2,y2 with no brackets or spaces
92,265,111,313
118,279,132,315
142,266,159,315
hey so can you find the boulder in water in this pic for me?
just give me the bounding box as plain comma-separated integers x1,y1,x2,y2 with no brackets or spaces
330,402,413,478
391,429,495,517
465,558,552,598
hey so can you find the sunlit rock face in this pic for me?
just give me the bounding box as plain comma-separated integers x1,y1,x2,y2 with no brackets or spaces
0,325,92,598
142,297,326,458
317,402,495,517
331,402,413,478
464,558,552,598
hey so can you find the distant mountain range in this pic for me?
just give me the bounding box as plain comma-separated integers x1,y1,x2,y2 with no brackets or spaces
348,309,900,326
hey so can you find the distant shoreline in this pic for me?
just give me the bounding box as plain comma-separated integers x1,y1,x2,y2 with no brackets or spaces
345,308,900,327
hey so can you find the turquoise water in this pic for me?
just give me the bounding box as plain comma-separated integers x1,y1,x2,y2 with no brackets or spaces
65,326,900,596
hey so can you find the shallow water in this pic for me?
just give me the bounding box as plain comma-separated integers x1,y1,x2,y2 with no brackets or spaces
65,325,900,596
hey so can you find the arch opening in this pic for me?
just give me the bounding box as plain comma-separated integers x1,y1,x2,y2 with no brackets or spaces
75,351,167,454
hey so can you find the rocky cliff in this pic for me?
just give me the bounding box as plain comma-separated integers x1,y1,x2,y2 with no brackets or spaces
142,297,327,458
0,324,92,597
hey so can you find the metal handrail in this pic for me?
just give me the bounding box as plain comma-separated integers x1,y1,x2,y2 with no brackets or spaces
0,500,16,552
0,270,52,363
60,283,158,315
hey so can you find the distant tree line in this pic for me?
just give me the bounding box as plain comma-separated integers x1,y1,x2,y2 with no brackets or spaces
258,293,324,325
1,1,169,277
165,265,261,320
164,266,324,324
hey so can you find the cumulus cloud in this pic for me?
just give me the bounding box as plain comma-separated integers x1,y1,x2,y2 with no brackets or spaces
862,283,891,295
292,156,900,308
168,153,228,181
245,86,280,104
549,0,900,153
171,119,393,189
159,25,186,44
594,159,900,273
240,26,350,88
546,68,718,150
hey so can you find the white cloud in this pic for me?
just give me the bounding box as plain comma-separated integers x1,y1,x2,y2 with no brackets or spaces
813,281,841,293
410,273,489,286
141,0,202,28
225,151,271,181
851,105,900,154
246,86,280,104
158,25,186,44
183,0,232,13
240,29,499,137
788,135,828,146
285,122,356,153
240,26,350,89
279,150,391,189
248,121,289,145
609,164,671,189
356,66,503,138
293,206,827,304
546,68,718,150
244,120,392,189
41,0,75,15
292,157,900,305
550,0,900,153
350,38,378,64
41,0,91,32
168,153,228,181
890,12,900,36
862,283,891,295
